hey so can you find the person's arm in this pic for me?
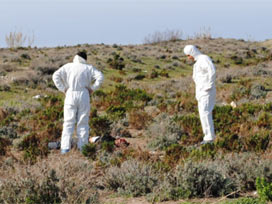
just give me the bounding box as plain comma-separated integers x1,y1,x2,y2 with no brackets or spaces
87,66,104,94
203,58,216,91
52,66,67,93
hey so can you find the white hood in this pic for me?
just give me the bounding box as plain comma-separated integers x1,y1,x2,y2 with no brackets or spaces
184,45,201,60
73,55,87,64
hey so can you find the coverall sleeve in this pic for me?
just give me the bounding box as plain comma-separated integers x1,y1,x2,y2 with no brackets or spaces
52,66,67,93
203,59,216,91
90,67,104,91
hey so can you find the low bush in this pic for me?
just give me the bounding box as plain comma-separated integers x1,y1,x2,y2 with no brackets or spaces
176,162,235,198
93,85,152,111
159,69,169,77
82,143,97,160
0,161,100,204
149,69,159,79
0,126,17,139
107,53,125,70
150,160,235,201
207,153,272,192
129,109,152,130
223,197,265,204
134,74,145,80
0,137,11,156
175,114,202,144
17,133,48,164
90,115,112,137
104,159,160,197
148,114,184,150
0,169,61,204
106,105,126,120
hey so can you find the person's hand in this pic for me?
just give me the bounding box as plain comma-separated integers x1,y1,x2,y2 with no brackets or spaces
86,87,93,95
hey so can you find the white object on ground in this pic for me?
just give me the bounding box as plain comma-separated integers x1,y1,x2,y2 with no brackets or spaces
33,95,42,99
89,136,101,143
230,101,237,108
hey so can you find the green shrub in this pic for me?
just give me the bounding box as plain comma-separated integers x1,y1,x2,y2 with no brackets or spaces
0,137,11,155
134,74,146,80
159,69,169,77
107,53,125,70
101,141,115,153
90,115,112,137
256,177,272,202
176,114,202,144
189,143,216,160
17,133,48,164
106,105,126,120
164,144,189,167
223,197,265,204
149,69,159,79
82,143,97,159
92,85,152,110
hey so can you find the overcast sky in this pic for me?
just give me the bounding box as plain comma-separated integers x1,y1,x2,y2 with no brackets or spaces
0,0,271,47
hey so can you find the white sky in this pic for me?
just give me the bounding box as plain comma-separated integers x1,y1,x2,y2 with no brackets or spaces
0,0,271,47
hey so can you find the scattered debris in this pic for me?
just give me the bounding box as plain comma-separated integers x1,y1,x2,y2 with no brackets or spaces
89,136,101,143
114,138,130,148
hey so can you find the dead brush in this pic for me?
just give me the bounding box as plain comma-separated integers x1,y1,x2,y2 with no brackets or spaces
129,109,152,130
0,137,11,156
109,76,123,83
0,152,100,203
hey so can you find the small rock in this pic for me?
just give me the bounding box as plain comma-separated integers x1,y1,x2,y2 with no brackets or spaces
230,101,237,108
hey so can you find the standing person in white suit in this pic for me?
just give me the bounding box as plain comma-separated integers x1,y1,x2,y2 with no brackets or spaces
184,45,216,144
53,51,104,154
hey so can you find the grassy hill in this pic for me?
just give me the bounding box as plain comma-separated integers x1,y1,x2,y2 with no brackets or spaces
1,38,272,203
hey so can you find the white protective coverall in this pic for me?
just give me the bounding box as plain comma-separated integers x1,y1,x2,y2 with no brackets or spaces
184,45,216,141
52,55,104,151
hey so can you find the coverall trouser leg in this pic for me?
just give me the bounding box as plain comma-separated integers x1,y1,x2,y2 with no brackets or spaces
61,104,77,150
198,94,215,141
77,101,90,151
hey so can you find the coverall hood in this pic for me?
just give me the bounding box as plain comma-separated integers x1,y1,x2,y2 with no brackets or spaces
73,55,87,64
184,45,201,60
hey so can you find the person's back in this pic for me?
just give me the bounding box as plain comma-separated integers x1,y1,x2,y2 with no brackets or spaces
60,55,100,91
52,51,104,154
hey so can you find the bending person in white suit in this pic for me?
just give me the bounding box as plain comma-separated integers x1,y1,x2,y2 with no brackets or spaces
53,51,104,154
184,45,216,144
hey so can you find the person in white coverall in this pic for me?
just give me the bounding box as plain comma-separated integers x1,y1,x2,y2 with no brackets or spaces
52,51,104,154
184,45,216,144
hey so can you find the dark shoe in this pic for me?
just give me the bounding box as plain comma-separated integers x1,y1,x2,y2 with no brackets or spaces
200,140,214,145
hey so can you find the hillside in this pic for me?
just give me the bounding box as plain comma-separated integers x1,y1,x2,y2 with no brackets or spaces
1,38,272,204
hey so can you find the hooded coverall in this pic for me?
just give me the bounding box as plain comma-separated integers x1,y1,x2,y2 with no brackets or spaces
52,55,104,151
184,45,216,141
